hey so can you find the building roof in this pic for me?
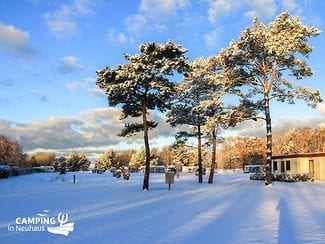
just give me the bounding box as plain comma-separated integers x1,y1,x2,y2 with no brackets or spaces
272,152,325,160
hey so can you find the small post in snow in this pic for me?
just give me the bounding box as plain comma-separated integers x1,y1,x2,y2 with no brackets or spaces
73,174,76,184
165,172,174,191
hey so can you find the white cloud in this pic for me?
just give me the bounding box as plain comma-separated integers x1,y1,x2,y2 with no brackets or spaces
65,82,79,90
106,28,127,44
233,103,325,137
208,0,243,24
204,28,221,49
65,78,105,97
180,11,204,28
44,0,94,38
0,108,177,153
244,0,277,20
58,56,84,74
0,22,37,61
122,0,189,38
125,14,148,35
3,103,323,155
208,0,278,24
281,0,297,11
140,0,189,19
0,22,29,46
0,108,121,151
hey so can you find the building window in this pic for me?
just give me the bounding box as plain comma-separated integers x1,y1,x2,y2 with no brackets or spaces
286,160,291,171
273,161,278,171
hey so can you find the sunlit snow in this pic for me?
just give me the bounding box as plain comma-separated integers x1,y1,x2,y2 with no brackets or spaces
1,172,325,243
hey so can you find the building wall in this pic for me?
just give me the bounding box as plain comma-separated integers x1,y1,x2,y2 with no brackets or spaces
314,159,320,180
272,158,300,174
272,155,325,181
315,157,325,180
297,158,309,174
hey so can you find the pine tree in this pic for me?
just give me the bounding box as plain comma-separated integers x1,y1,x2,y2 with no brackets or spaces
97,150,117,171
172,57,253,183
96,40,188,190
167,59,210,183
190,57,227,184
218,11,322,185
68,153,90,171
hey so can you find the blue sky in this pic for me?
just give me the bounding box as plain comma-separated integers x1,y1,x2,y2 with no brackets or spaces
0,0,325,157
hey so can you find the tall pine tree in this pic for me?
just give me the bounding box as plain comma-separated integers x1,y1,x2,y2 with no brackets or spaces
96,40,188,190
218,12,322,185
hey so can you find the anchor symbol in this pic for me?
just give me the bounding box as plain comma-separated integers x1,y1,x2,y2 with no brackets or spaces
57,213,68,227
47,212,75,236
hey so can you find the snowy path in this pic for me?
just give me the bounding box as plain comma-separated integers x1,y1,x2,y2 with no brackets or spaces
1,172,325,243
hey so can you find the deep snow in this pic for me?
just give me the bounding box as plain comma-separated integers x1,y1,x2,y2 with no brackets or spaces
1,172,325,244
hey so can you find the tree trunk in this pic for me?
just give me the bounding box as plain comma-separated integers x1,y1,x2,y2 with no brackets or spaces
142,105,151,190
208,128,217,184
198,122,203,183
264,95,273,185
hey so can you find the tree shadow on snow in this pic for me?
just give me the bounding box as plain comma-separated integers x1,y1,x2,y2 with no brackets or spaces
277,197,298,244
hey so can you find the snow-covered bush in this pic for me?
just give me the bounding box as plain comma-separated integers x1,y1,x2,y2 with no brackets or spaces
250,173,313,182
249,173,265,181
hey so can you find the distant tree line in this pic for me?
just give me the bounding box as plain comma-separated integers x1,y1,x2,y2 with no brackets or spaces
27,151,90,171
0,140,91,172
27,151,56,166
95,126,325,172
0,126,324,173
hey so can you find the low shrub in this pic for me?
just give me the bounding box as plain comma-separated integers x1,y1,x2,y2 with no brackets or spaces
250,173,313,182
249,173,265,181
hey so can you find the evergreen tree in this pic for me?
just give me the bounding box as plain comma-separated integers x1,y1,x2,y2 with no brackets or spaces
167,62,209,183
129,148,160,169
189,57,229,184
218,12,322,185
172,143,191,166
168,57,251,183
97,150,115,170
96,40,188,190
68,153,90,172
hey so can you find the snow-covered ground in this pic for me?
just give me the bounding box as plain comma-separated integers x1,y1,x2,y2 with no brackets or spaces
1,172,325,244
